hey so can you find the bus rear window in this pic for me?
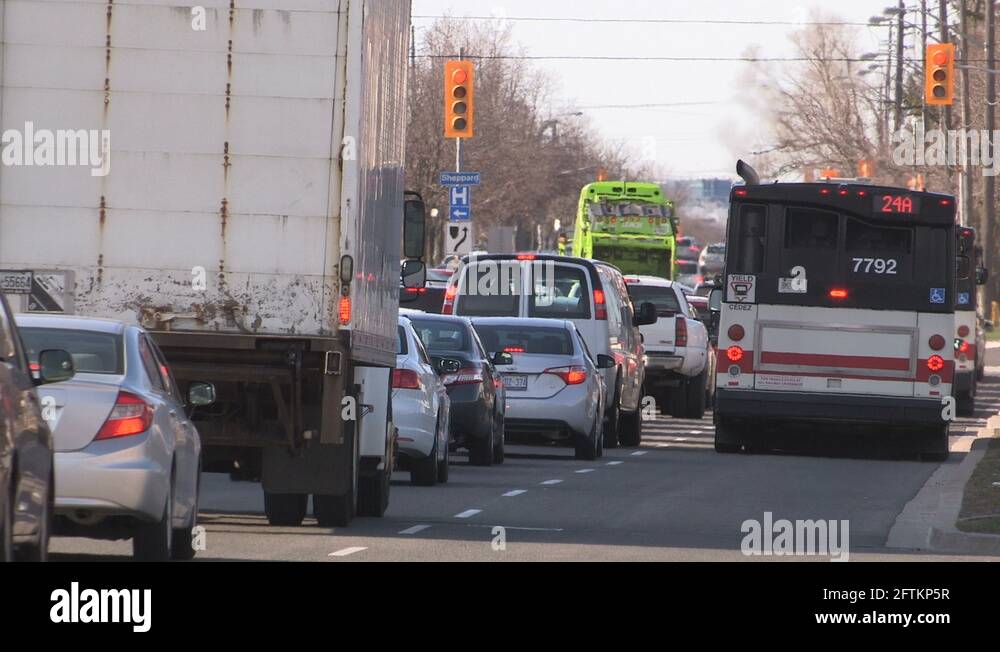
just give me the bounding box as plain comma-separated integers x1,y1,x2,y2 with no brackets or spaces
731,204,766,274
845,218,912,253
785,208,838,249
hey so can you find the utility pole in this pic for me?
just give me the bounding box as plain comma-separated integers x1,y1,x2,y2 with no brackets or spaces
939,0,952,131
895,0,905,131
960,0,975,229
985,0,996,303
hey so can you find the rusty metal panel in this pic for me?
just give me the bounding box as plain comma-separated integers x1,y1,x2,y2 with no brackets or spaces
0,0,410,356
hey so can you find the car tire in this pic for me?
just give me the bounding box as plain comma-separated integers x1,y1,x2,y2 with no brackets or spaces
685,369,708,419
492,410,506,464
470,418,495,467
574,418,599,460
618,406,643,448
956,390,975,417
1,482,13,563
412,417,440,486
714,419,744,454
438,435,450,484
359,401,395,518
133,490,173,562
604,381,622,449
668,383,687,419
17,475,52,562
264,493,308,527
171,467,200,561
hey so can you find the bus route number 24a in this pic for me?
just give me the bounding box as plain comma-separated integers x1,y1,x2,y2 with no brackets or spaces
852,258,898,275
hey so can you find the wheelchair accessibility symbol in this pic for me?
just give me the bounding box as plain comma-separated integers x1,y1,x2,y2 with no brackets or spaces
929,288,946,305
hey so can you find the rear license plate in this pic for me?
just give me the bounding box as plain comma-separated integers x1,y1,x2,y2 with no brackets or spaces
503,374,528,391
0,270,32,294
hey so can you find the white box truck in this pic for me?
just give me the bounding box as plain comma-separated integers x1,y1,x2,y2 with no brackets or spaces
0,0,426,527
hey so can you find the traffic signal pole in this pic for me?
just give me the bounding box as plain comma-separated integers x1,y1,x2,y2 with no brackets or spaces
985,0,996,306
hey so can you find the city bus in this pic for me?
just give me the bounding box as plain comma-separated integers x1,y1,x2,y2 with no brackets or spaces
711,165,956,460
572,181,678,278
953,226,987,416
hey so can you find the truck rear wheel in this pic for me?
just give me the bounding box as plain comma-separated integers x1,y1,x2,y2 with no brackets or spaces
264,493,308,527
685,369,708,419
314,491,355,527
357,468,390,518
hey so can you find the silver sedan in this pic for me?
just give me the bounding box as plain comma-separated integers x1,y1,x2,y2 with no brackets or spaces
471,318,612,460
15,315,215,561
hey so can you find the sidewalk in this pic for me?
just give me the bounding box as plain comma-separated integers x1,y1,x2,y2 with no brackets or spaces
887,416,1000,555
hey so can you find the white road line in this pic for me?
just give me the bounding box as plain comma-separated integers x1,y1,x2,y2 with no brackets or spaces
606,461,623,466
399,524,431,535
467,524,566,532
503,490,527,497
540,479,563,485
328,547,367,557
631,451,647,456
575,469,595,474
454,509,482,519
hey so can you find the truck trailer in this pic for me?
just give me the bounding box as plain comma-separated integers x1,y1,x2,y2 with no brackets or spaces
0,0,424,527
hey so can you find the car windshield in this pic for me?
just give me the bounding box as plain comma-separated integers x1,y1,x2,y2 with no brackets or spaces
409,320,469,353
19,327,124,374
473,324,575,356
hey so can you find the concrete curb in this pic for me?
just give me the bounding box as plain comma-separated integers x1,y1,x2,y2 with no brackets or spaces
887,416,1000,555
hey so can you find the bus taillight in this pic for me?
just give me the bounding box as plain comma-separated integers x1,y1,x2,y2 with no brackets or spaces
927,355,945,373
726,346,745,363
728,325,745,342
958,325,970,337
929,335,946,351
829,288,849,300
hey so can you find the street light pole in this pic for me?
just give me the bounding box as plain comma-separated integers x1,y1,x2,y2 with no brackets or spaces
895,0,905,131
960,0,975,229
985,0,996,302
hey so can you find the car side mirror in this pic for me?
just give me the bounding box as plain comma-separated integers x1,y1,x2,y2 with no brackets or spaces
401,260,426,289
634,301,658,327
435,358,462,374
187,381,216,407
37,349,74,385
596,354,616,369
491,352,514,367
976,267,989,286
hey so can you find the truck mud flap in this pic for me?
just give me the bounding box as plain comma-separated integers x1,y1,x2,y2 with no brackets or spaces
262,439,353,496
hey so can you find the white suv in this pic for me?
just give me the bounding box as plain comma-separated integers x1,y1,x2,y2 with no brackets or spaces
624,276,712,419
446,254,657,447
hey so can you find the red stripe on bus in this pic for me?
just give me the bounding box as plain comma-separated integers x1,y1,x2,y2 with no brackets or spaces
760,351,911,371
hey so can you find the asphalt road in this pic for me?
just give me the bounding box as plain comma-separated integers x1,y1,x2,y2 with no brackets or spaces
49,375,1000,562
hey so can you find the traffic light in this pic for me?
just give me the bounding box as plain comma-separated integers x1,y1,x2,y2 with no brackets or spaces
925,44,955,106
444,60,474,138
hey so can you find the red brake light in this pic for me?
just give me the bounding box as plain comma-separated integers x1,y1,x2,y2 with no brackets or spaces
503,347,526,353
545,366,588,386
29,362,40,372
517,254,537,261
829,288,849,300
958,325,970,338
929,335,946,351
726,346,745,363
959,341,971,354
940,199,953,207
392,369,422,390
96,391,153,441
734,189,748,198
339,296,352,325
820,188,832,196
442,284,458,315
927,355,945,373
728,325,746,342
675,316,688,348
405,288,428,294
594,289,607,320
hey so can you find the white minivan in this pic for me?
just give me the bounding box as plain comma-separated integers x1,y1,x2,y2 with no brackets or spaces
445,254,657,447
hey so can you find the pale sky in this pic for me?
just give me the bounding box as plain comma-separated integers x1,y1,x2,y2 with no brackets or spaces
412,0,896,180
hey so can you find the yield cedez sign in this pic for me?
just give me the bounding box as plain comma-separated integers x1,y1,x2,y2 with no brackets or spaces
727,274,756,304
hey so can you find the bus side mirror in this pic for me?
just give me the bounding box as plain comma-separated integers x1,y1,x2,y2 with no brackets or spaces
403,193,426,260
976,267,989,286
708,288,723,313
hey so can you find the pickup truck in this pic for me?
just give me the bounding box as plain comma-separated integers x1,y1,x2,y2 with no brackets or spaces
625,276,712,419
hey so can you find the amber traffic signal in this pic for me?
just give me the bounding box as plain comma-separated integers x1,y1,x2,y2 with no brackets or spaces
444,60,475,138
925,44,955,106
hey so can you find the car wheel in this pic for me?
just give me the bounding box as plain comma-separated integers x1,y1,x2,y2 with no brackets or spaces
18,475,52,562
595,414,605,458
574,417,599,460
412,417,440,485
714,419,744,454
604,381,622,449
618,407,643,448
438,433,451,484
134,488,173,562
492,412,505,465
1,482,13,563
685,369,708,419
470,417,495,467
359,425,393,518
171,465,200,561
264,493,308,527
